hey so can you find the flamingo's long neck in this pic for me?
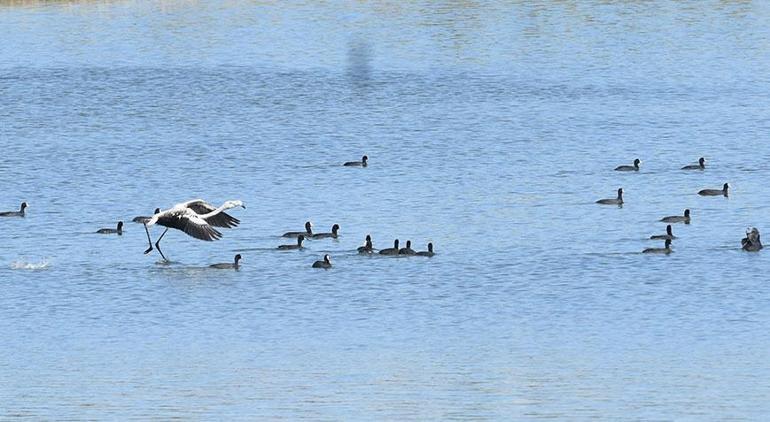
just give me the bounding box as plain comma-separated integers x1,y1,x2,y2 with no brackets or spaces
198,202,236,219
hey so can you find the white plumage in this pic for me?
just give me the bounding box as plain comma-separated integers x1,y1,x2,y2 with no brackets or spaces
143,199,245,261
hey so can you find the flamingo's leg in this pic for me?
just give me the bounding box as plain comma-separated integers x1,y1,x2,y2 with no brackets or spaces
155,228,169,262
143,224,154,255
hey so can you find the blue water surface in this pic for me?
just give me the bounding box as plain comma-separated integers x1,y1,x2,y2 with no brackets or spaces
1,1,770,419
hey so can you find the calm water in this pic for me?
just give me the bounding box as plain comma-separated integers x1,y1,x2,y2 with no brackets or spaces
2,1,770,419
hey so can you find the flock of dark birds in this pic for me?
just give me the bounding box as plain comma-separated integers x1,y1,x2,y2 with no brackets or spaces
5,154,763,264
1,155,435,270
595,156,763,254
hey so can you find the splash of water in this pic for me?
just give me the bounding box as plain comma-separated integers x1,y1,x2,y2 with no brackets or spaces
11,259,50,270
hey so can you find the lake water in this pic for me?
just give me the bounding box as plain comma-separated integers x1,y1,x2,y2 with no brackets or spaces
2,1,770,419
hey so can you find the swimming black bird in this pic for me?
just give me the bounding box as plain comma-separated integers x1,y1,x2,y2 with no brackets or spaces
379,239,400,255
312,224,339,239
682,157,706,170
0,202,27,217
698,183,729,197
416,242,435,257
596,188,623,206
283,221,312,238
312,254,332,269
343,155,368,167
643,238,672,254
278,235,305,250
210,254,242,269
133,208,161,224
615,159,641,171
741,228,763,252
650,225,676,240
143,199,245,262
399,240,416,255
97,221,123,235
661,209,690,224
357,235,374,254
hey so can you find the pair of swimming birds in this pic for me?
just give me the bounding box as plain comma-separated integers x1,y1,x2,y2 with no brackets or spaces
613,157,706,172
596,183,729,206
207,253,332,270
279,222,340,247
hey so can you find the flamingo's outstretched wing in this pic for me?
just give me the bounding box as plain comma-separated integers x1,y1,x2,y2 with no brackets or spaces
183,199,240,228
157,209,222,241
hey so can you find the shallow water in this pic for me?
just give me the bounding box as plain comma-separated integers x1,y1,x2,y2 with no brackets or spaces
2,1,770,419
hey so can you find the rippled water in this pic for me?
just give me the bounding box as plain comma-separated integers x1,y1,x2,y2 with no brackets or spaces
2,1,770,419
